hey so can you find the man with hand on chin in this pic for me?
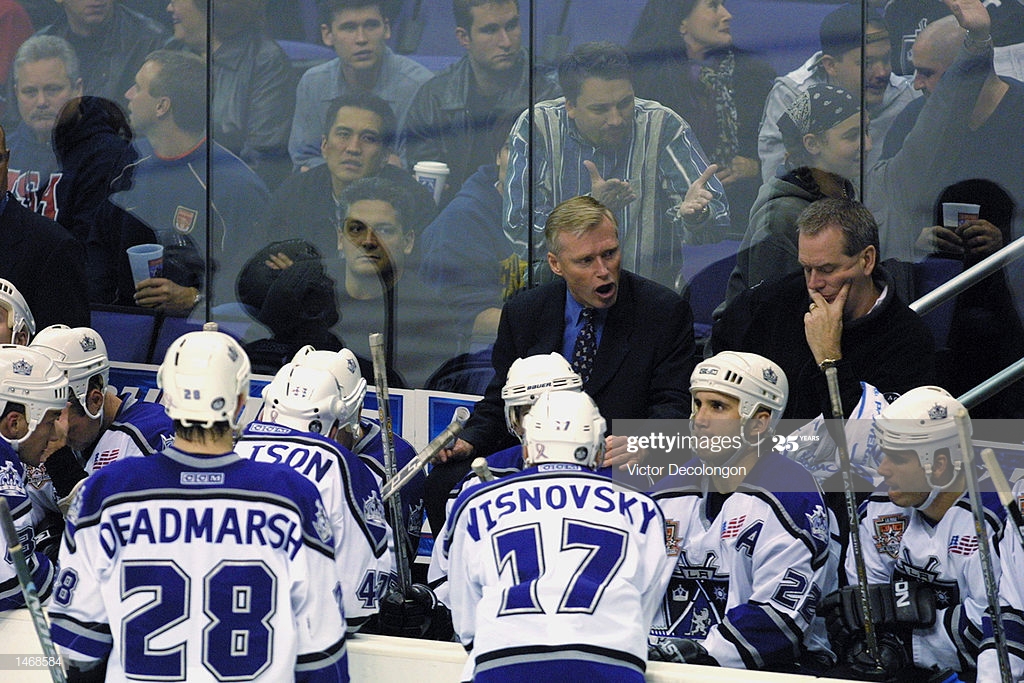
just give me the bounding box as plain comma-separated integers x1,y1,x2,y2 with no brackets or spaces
712,197,935,421
424,195,695,534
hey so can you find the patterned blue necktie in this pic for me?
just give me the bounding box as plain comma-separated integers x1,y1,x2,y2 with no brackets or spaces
571,308,597,385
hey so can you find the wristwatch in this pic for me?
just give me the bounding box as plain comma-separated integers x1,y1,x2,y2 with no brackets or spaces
818,358,839,372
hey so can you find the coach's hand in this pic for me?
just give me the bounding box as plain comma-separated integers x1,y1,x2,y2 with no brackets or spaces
604,434,645,469
438,438,474,464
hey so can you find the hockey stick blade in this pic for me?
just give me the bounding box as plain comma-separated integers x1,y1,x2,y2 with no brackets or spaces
0,498,67,683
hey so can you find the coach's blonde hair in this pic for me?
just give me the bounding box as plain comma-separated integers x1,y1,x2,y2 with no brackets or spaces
544,196,618,255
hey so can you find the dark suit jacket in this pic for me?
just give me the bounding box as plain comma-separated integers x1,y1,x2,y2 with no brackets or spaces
461,269,696,457
0,193,89,330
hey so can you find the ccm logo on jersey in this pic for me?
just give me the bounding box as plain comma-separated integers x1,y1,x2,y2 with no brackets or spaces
247,423,291,434
181,472,225,485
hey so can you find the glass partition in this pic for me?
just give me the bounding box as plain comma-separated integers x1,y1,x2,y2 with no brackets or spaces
7,0,1020,410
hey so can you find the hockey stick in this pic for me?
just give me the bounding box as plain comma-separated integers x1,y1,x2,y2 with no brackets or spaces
957,412,1012,683
0,498,67,683
980,447,1024,552
823,366,884,673
471,457,495,483
370,332,410,593
381,406,469,502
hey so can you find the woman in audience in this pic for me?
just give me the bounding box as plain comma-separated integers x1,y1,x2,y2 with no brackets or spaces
628,0,775,239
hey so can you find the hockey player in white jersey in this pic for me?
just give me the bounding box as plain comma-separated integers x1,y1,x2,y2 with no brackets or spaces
649,351,836,673
446,390,673,682
49,330,348,682
0,278,34,345
0,345,67,610
426,353,583,604
27,325,173,518
980,478,1024,682
289,345,425,565
823,386,1010,682
235,346,393,632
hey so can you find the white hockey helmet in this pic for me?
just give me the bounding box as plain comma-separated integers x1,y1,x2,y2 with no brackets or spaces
30,325,109,420
522,390,606,468
501,353,582,436
0,345,69,448
157,330,250,429
0,279,35,343
261,346,366,435
284,345,367,434
874,386,967,497
690,351,789,433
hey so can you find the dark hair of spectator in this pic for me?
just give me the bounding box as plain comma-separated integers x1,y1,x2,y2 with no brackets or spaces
557,41,632,104
143,49,207,135
453,0,518,31
322,91,397,148
317,0,395,28
337,177,422,235
52,96,132,165
797,197,879,256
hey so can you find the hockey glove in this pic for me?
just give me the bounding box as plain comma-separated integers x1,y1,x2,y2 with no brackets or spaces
378,584,455,641
647,637,718,666
823,581,936,641
840,631,910,682
42,446,87,499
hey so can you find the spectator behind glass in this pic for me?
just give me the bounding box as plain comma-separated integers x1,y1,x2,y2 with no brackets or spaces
724,84,866,308
288,0,432,171
757,3,918,184
89,50,269,314
628,0,775,239
503,41,730,290
418,134,517,348
7,36,82,221
254,177,456,387
402,0,560,208
165,0,295,189
52,96,136,246
0,0,32,103
254,92,435,260
35,0,167,105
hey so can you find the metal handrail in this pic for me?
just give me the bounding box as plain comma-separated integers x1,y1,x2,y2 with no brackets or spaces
959,357,1024,410
910,233,1024,315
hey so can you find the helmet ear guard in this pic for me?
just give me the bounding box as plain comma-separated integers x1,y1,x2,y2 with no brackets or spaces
286,346,367,434
0,279,35,343
874,386,967,507
522,391,606,469
157,330,251,430
0,345,69,450
501,353,582,438
30,325,110,420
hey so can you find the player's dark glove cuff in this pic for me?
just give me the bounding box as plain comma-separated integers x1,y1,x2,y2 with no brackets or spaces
378,584,455,641
42,446,87,498
647,637,718,666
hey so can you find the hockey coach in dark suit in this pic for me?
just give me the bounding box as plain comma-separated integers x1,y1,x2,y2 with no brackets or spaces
425,194,696,531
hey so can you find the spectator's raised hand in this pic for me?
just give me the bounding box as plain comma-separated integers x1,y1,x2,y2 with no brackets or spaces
265,252,295,270
715,156,759,186
679,164,719,219
945,0,990,35
960,219,1003,258
916,225,964,257
583,160,637,212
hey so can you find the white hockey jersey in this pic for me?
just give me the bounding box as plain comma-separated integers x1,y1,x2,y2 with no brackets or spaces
0,440,55,611
49,446,348,682
445,463,673,683
851,487,1006,673
25,395,173,520
651,450,835,670
235,421,393,630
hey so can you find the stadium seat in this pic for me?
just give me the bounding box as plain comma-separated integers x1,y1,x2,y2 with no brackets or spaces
677,240,741,340
90,305,160,364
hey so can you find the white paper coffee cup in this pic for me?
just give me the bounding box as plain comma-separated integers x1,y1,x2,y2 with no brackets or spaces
941,202,980,229
413,161,450,205
127,243,164,285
